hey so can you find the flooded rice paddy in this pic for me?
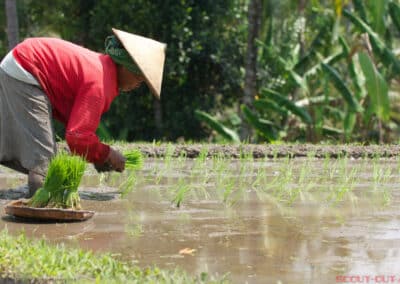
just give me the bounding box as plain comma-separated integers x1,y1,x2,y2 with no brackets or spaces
1,154,400,283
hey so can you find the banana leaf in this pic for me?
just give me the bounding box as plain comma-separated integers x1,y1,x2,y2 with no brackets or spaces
368,0,387,36
339,36,364,100
325,105,345,121
294,18,334,73
289,70,309,95
241,105,277,141
296,95,335,107
389,1,400,34
358,52,390,122
261,88,312,124
353,0,367,21
303,50,344,78
344,9,400,76
254,98,287,115
322,126,344,136
194,110,240,143
321,63,363,113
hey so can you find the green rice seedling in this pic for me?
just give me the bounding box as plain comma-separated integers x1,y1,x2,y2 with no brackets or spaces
307,151,316,160
124,210,144,237
28,188,51,207
193,150,206,172
29,152,86,209
222,178,236,204
119,173,138,197
212,152,228,175
272,149,278,161
172,179,190,208
240,148,253,162
125,222,144,237
62,155,86,209
64,190,80,209
164,143,175,169
191,182,211,200
252,165,268,190
124,149,143,170
28,153,68,208
328,159,339,180
177,150,187,162
381,186,392,206
198,146,209,162
118,149,143,195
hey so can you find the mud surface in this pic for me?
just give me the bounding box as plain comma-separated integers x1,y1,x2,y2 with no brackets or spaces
1,149,400,283
131,143,400,159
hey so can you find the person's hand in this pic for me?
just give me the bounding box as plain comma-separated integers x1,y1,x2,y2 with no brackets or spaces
94,161,112,173
105,147,126,172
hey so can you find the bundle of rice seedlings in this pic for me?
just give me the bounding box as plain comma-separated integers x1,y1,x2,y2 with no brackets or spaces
63,155,86,209
28,152,86,210
119,149,144,196
124,149,143,170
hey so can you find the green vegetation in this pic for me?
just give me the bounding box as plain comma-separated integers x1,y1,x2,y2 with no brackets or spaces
3,0,400,276
124,149,144,170
0,230,225,283
193,1,400,144
29,152,86,210
3,1,400,143
118,149,144,196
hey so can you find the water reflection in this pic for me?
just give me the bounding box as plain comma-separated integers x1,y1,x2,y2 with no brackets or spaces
1,159,400,283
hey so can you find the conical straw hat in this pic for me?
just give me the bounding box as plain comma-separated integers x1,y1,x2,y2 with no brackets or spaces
112,28,166,99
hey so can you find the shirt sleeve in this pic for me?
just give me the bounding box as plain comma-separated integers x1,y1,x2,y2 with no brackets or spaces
65,84,110,164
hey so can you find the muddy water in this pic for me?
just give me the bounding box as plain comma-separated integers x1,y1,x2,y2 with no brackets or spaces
1,158,400,283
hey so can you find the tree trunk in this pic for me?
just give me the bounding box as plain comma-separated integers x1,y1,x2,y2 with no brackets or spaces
240,0,262,141
298,0,307,61
5,0,19,50
153,99,163,138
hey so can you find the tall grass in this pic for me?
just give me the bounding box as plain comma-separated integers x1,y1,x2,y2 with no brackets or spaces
0,229,226,283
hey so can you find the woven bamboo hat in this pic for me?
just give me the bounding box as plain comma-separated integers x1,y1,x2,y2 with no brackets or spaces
112,28,166,99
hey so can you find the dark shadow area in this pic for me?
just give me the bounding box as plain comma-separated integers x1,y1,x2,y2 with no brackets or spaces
0,188,119,202
0,187,28,200
0,277,30,284
79,190,120,201
1,215,91,224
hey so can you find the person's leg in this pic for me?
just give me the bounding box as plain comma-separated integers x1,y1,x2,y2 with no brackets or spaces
0,160,28,174
0,68,56,197
28,170,45,197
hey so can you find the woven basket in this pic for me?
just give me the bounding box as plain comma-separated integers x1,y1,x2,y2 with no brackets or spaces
4,199,94,222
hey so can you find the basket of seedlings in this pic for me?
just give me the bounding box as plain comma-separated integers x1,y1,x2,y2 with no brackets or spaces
4,152,94,222
4,149,144,221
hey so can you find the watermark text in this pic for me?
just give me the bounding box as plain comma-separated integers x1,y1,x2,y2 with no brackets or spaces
336,275,400,283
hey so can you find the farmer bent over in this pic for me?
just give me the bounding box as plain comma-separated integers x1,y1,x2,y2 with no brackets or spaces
0,28,166,197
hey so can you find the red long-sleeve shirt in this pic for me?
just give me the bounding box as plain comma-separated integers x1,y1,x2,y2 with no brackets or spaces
13,38,119,164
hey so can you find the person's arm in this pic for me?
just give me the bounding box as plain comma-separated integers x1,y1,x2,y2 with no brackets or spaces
65,85,125,172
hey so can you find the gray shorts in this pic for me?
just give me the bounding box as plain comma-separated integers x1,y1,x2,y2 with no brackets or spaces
0,68,56,175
